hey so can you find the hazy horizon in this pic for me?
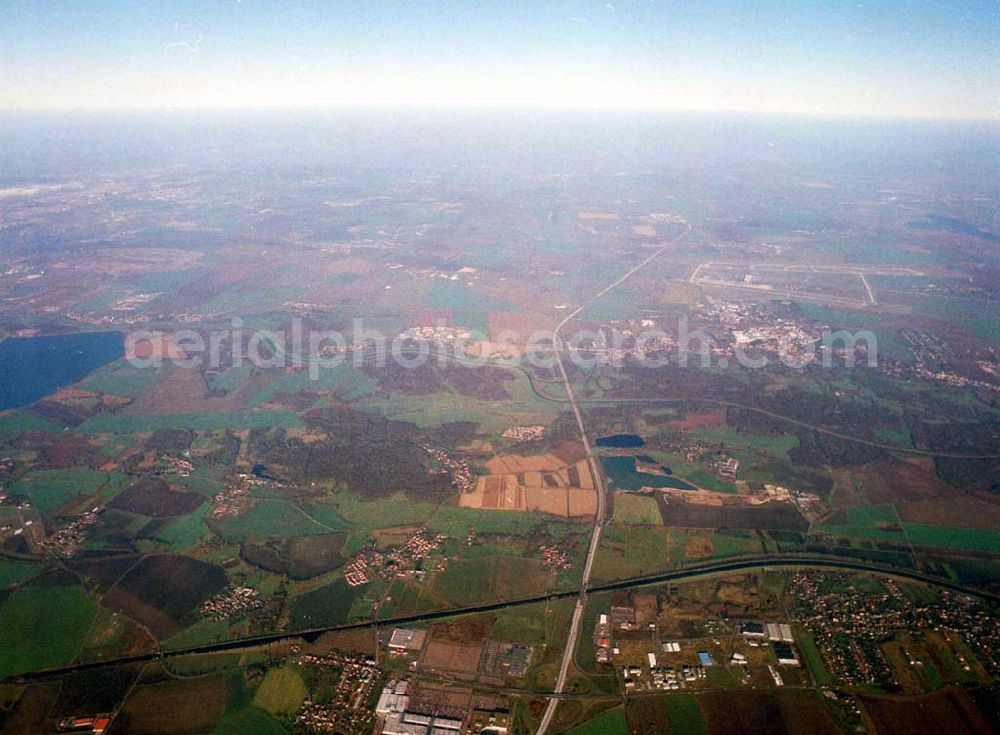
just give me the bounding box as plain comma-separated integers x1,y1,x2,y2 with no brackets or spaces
2,1,998,119
2,107,998,185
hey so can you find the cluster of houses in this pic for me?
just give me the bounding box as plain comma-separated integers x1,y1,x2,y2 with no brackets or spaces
42,506,102,557
538,544,571,570
201,586,262,621
344,531,448,588
154,455,194,476
294,651,381,733
501,425,545,442
208,480,249,519
420,443,475,493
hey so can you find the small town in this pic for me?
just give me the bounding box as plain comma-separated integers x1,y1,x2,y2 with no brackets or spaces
41,506,102,557
153,454,194,476
538,543,572,571
793,572,1000,685
501,425,546,442
343,529,449,587
294,650,382,734
201,586,263,621
420,443,475,493
653,434,741,481
208,480,250,519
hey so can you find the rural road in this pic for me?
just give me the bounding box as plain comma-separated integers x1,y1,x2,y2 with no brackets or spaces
536,223,692,735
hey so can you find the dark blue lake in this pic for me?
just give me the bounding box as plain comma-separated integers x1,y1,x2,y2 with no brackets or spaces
601,456,697,491
0,331,124,411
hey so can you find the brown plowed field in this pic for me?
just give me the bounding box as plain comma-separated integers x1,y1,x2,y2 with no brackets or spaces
421,640,484,673
486,453,564,474
460,459,596,517
103,554,227,638
861,689,997,735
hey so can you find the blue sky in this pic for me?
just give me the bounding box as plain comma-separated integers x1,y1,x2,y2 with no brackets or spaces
1,0,997,117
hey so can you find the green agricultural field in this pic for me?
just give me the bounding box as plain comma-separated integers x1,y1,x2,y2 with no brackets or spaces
691,427,800,462
10,467,126,518
0,581,98,679
490,601,551,645
341,529,376,556
0,410,60,441
377,578,424,619
566,709,629,735
163,618,232,652
873,427,912,448
329,272,364,285
289,578,358,629
131,269,204,294
165,653,243,678
173,471,227,498
613,493,662,525
459,540,518,560
248,363,374,406
207,364,256,396
798,634,834,687
252,666,308,715
147,504,211,551
819,504,1000,553
424,281,521,333
710,530,762,558
817,504,903,540
592,525,669,582
80,360,169,397
306,492,433,530
71,285,130,312
214,706,288,735
664,694,709,735
213,499,344,541
902,524,1000,553
79,410,303,434
667,528,759,563
579,280,649,321
200,285,305,314
910,292,1000,342
0,560,46,588
355,391,538,432
346,580,390,623
668,466,737,494
223,665,252,715
431,554,550,607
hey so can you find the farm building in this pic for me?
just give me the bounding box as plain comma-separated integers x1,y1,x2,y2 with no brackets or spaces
767,622,794,642
610,605,637,629
381,711,463,735
773,642,800,666
376,682,411,718
388,628,428,654
740,621,766,638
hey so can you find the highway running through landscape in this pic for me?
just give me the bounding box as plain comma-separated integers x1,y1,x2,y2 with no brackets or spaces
535,223,691,735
